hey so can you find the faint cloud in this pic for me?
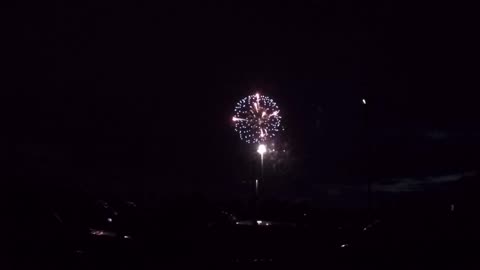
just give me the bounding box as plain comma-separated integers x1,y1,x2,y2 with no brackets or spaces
372,171,476,192
425,130,449,140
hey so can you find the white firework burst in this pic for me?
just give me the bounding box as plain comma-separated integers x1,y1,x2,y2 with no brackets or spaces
232,92,282,144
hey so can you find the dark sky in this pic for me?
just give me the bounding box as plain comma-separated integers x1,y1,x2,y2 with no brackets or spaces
3,1,478,202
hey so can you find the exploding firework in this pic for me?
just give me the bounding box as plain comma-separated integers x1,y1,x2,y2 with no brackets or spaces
232,93,282,144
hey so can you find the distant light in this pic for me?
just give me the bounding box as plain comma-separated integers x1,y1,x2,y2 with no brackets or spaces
362,98,367,104
107,218,113,223
124,235,131,239
257,220,262,225
340,244,349,248
257,144,267,155
90,229,104,236
450,204,455,212
90,229,116,237
303,213,307,216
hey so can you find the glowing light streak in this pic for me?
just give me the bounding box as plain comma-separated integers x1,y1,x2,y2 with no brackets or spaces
270,111,279,117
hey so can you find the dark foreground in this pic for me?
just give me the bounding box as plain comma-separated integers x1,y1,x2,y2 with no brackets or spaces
5,188,480,270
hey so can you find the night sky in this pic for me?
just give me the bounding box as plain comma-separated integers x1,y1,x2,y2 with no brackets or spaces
3,1,478,204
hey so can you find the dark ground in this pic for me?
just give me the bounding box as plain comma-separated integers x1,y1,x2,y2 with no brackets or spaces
4,174,480,269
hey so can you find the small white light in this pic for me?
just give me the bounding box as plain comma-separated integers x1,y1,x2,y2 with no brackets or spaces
341,244,349,248
257,220,262,225
362,98,367,104
257,144,267,155
107,218,113,223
